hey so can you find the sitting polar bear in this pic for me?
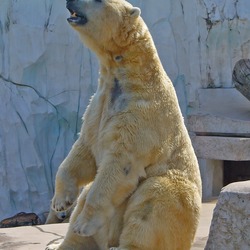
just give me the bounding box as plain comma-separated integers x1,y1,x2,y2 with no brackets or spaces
46,0,202,249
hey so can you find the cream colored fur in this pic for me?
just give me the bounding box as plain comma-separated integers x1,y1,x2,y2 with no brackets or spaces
46,0,202,249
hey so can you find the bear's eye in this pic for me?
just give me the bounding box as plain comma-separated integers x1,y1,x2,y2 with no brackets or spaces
95,0,102,2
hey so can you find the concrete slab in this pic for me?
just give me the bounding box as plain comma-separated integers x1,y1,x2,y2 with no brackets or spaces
192,201,216,249
0,202,216,250
190,135,250,161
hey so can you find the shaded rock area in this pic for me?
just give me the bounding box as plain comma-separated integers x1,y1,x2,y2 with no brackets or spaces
0,212,41,228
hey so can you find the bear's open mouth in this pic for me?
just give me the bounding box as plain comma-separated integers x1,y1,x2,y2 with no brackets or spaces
67,8,88,25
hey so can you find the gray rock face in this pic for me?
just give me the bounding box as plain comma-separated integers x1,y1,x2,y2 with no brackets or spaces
205,181,250,250
1,0,250,220
0,0,99,220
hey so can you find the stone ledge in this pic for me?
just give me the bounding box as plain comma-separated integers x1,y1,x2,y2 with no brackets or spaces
188,114,250,136
191,135,250,161
0,203,215,250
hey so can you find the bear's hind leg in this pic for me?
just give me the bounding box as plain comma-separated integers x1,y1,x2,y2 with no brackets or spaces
117,173,201,250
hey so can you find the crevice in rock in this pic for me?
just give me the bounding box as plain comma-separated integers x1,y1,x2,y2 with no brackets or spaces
0,241,40,249
0,74,58,112
180,1,184,15
0,74,66,193
44,2,53,32
46,238,64,248
34,225,64,238
15,111,29,135
234,0,239,19
4,10,10,32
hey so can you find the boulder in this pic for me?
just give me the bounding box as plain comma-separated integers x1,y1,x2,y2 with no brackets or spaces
0,212,42,228
205,181,250,250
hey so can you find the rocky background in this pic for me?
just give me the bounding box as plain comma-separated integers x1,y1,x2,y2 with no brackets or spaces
0,0,250,222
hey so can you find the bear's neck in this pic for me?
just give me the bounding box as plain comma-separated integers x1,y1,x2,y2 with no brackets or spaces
96,31,165,84
103,31,155,60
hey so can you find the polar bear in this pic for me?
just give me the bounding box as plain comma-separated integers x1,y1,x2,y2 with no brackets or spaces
46,0,202,249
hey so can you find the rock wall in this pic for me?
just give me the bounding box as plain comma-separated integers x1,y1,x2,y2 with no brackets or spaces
0,0,99,221
0,0,250,221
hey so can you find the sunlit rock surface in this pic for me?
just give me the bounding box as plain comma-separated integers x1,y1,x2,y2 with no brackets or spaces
0,0,250,221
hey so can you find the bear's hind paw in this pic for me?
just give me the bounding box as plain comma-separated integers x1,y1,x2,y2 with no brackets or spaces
72,213,104,237
110,248,128,250
45,241,62,250
72,221,97,237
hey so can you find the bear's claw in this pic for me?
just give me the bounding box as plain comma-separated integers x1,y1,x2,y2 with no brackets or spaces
52,194,76,212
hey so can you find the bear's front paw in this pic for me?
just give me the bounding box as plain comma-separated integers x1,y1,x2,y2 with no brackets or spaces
72,212,104,237
52,192,77,212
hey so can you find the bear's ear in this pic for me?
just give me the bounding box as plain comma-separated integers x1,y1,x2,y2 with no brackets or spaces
130,7,141,18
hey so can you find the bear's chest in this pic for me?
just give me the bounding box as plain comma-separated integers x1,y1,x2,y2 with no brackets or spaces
83,77,130,162
109,78,129,113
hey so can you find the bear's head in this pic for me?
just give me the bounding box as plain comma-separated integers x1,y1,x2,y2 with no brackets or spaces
66,0,142,56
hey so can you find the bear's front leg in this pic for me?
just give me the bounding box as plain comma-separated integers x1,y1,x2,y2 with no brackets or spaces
52,138,96,212
46,183,100,250
72,156,145,237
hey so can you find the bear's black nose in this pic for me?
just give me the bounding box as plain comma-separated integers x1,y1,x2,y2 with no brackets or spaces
66,0,75,3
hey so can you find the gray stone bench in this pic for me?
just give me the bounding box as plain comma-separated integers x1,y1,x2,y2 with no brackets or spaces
205,181,250,250
187,88,250,199
188,89,250,162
